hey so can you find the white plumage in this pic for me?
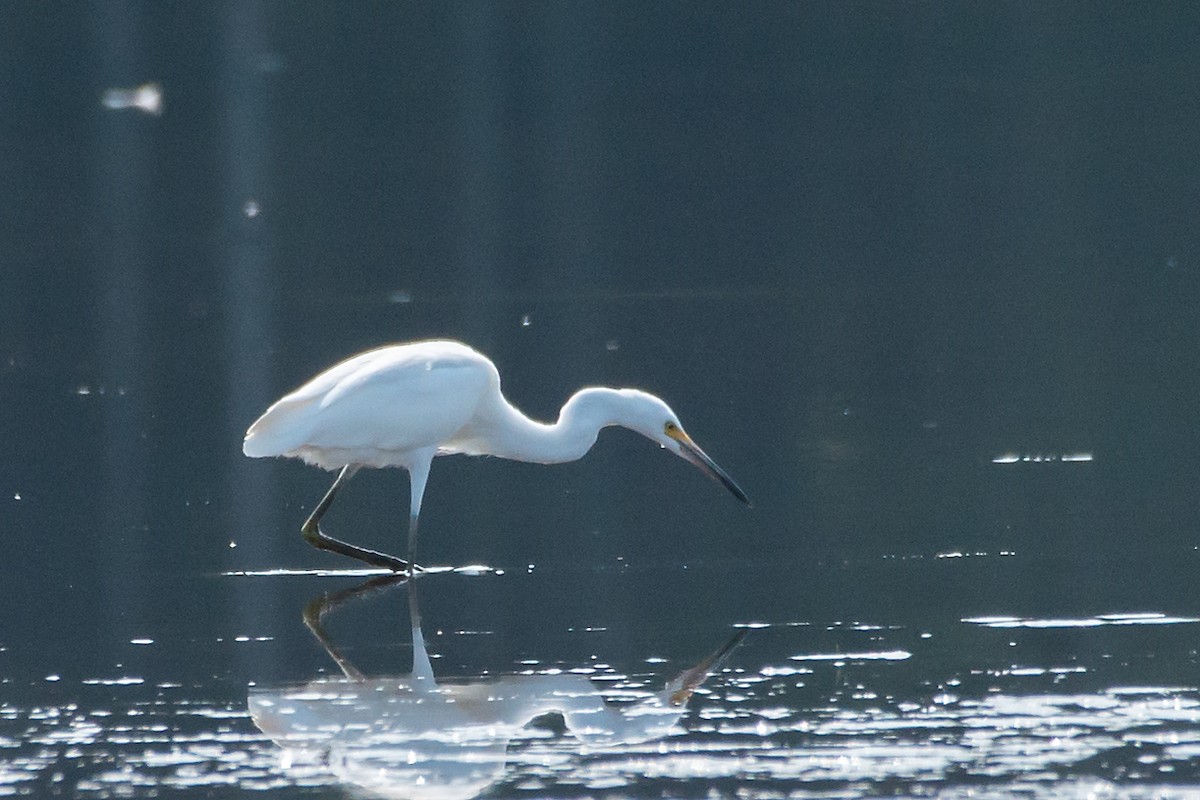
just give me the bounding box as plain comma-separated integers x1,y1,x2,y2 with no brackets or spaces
245,341,496,468
243,339,747,572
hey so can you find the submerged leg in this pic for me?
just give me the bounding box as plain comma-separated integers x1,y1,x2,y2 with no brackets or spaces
301,464,413,573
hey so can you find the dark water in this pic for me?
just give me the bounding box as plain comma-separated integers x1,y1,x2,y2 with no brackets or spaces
5,4,1200,798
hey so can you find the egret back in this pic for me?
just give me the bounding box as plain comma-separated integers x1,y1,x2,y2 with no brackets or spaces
242,341,497,469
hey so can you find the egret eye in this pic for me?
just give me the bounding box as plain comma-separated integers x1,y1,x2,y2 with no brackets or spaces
664,422,678,435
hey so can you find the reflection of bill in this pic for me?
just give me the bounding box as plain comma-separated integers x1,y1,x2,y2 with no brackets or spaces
248,575,744,800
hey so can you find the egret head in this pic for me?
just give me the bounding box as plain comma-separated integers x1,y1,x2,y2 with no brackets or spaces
616,389,750,505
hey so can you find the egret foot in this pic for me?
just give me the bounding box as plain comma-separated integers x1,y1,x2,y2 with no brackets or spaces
301,518,415,573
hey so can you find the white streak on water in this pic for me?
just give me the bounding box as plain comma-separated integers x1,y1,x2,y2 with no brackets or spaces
992,452,1094,464
963,612,1200,629
789,649,912,662
221,564,499,578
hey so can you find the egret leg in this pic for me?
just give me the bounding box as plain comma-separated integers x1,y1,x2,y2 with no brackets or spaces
406,451,435,569
301,464,414,573
407,515,420,568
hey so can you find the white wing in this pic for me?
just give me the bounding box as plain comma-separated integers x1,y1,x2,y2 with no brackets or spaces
243,341,495,461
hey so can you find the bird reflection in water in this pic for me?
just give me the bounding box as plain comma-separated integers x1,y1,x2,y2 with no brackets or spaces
248,576,745,799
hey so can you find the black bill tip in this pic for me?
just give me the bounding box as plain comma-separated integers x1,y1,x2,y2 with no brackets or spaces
675,433,751,506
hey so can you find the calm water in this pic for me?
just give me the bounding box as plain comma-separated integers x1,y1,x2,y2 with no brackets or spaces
5,3,1200,798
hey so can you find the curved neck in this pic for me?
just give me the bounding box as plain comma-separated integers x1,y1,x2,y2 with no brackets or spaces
485,388,626,464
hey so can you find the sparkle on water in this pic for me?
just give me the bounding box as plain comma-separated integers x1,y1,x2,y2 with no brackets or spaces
5,572,1200,799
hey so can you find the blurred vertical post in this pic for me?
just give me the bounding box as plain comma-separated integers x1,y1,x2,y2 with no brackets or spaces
449,5,507,548
90,1,152,621
219,1,280,627
450,3,504,342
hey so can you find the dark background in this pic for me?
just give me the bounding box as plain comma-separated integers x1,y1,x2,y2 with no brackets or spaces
2,3,1200,795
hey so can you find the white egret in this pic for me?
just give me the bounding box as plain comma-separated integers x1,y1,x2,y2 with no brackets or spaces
243,340,748,572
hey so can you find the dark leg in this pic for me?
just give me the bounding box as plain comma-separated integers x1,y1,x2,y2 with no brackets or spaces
301,464,414,573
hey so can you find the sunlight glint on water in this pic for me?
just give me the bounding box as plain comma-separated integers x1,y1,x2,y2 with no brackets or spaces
5,615,1200,798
